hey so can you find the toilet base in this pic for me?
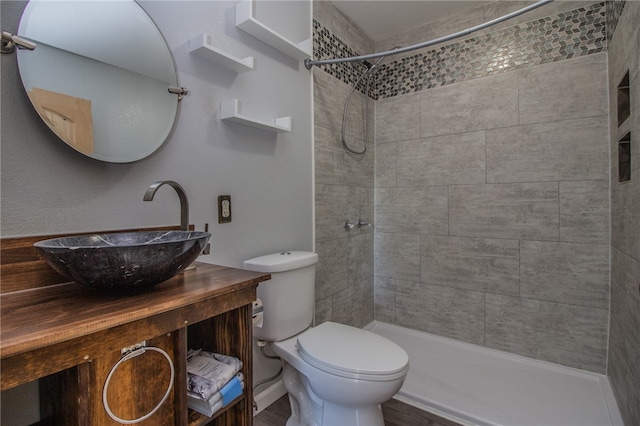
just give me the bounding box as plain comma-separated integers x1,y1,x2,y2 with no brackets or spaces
281,362,385,426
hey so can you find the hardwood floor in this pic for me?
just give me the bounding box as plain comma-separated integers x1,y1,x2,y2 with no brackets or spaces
381,398,461,426
253,394,462,426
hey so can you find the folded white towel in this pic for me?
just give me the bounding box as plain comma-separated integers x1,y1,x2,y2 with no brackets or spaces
187,349,243,400
187,373,245,417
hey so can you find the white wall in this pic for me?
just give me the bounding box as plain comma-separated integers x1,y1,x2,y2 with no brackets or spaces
0,1,312,423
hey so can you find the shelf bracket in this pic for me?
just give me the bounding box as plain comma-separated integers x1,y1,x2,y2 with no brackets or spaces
1,30,36,54
168,86,189,101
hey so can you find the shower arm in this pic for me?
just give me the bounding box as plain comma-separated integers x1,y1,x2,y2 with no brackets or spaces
304,0,553,70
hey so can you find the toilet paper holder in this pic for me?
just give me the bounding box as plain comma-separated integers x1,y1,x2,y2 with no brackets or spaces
252,299,264,328
252,300,263,317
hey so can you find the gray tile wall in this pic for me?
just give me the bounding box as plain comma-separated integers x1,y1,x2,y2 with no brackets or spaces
372,11,610,373
313,0,375,328
314,1,613,376
375,52,610,373
606,1,640,424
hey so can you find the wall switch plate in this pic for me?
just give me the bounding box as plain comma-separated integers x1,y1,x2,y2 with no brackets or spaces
218,195,232,223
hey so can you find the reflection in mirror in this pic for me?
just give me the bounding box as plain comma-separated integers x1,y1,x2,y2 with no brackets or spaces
17,0,180,163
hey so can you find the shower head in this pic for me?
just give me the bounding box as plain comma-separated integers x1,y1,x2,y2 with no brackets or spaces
363,46,400,74
363,55,386,75
361,59,375,70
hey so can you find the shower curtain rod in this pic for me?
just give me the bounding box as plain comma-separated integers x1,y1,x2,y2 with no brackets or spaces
304,0,554,70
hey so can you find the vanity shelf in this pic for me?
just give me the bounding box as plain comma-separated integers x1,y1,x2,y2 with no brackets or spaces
235,0,311,61
189,34,255,73
221,99,292,133
0,227,270,426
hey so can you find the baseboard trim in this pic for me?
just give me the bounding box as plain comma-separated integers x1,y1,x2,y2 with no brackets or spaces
253,380,287,416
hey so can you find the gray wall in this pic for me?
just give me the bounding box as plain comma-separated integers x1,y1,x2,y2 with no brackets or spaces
607,1,640,424
372,1,609,374
312,0,376,328
374,53,610,374
1,1,313,266
1,1,312,423
313,1,611,374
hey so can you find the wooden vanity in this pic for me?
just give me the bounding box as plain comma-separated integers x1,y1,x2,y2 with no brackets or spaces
0,229,270,425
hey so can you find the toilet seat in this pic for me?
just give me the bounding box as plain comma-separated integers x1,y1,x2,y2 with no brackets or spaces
296,322,409,381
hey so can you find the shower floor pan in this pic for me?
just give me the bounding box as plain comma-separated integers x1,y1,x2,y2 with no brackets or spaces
367,321,623,426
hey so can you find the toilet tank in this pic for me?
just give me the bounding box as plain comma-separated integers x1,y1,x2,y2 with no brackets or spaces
243,251,318,342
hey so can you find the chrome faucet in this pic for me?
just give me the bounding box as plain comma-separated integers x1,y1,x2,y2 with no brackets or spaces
143,180,189,231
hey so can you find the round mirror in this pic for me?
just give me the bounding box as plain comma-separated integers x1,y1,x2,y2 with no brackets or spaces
16,0,179,163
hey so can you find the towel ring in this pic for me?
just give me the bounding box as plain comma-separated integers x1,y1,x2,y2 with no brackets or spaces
102,345,175,424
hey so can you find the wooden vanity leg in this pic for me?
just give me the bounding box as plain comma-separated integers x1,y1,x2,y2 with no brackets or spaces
174,327,189,426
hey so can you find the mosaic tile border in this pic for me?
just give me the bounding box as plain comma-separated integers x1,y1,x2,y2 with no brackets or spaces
312,19,373,97
313,2,607,100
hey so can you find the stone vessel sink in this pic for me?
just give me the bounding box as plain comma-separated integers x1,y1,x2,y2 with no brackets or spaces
34,231,211,293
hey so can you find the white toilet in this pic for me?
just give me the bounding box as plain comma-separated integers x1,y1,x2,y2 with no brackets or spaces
244,251,409,426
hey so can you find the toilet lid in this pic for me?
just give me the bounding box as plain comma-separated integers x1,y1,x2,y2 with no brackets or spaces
296,322,409,378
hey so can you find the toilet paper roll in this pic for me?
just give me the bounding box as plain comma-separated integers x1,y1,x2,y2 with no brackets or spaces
252,299,263,328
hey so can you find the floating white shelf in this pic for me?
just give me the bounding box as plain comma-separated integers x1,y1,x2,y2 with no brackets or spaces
235,0,312,61
220,99,291,133
189,34,255,73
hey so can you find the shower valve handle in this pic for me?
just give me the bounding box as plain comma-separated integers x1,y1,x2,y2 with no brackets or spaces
344,221,357,231
345,220,372,231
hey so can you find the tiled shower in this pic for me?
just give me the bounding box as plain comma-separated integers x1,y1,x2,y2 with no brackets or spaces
312,1,639,424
